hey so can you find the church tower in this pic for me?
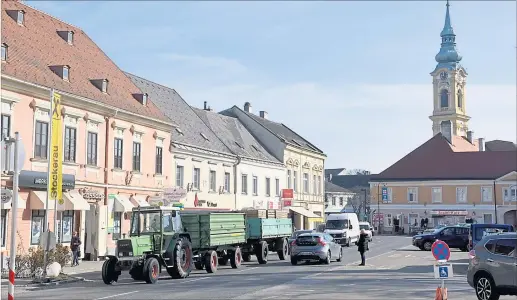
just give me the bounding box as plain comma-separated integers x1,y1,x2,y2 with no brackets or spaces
429,0,470,137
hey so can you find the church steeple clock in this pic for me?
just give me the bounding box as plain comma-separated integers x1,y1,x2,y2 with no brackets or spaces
429,0,470,137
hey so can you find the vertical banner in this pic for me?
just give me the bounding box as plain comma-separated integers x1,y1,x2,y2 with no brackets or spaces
49,91,64,210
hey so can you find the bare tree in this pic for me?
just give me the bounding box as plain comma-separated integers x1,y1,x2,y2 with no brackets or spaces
346,186,370,215
345,169,371,175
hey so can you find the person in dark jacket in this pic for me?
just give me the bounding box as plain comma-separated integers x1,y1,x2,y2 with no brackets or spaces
70,231,81,267
356,229,369,266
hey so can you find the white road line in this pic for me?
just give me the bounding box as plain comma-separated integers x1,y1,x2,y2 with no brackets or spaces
237,267,259,273
94,291,139,300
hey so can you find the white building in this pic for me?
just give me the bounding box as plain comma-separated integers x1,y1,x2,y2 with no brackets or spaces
221,103,327,230
324,181,355,214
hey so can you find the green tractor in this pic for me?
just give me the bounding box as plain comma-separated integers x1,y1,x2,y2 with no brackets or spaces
102,206,193,284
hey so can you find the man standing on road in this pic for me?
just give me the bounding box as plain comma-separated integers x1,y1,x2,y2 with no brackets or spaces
356,229,369,266
70,231,81,267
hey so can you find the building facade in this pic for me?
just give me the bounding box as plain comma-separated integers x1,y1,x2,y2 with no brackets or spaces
324,181,354,214
1,1,173,259
221,103,326,230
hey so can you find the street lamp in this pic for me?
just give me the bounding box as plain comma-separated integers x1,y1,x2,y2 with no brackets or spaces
361,188,367,221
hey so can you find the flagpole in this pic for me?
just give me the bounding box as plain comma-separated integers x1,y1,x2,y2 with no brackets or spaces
42,89,54,278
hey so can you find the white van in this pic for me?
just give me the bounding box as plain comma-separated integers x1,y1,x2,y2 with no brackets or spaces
324,213,360,247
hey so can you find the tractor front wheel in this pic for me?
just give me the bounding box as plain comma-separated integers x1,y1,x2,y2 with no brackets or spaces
101,257,120,285
143,257,160,284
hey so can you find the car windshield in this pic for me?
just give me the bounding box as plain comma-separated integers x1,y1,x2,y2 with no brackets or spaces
291,231,312,238
359,224,369,230
325,219,348,230
474,227,510,241
130,210,180,235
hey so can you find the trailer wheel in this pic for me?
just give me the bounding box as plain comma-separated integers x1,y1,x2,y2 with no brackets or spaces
194,261,204,270
276,238,288,260
242,253,251,262
167,237,193,279
230,247,242,269
255,241,268,264
101,257,119,285
205,250,218,273
143,257,160,284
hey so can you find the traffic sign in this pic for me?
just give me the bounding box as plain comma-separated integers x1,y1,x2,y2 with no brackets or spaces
1,189,13,204
434,263,454,279
431,240,451,261
1,138,26,173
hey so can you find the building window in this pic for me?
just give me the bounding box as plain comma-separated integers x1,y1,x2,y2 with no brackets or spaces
1,44,7,61
193,168,200,190
64,127,76,162
31,210,46,245
1,209,7,247
332,197,336,206
224,172,230,192
252,176,258,195
62,66,70,81
407,187,418,203
339,197,344,206
456,187,467,203
1,114,10,139
303,173,309,193
67,31,74,44
483,214,493,224
317,176,322,195
503,186,517,202
440,89,448,108
87,132,98,166
287,170,291,189
313,175,317,194
102,79,108,93
155,146,163,175
60,210,74,243
113,212,122,240
457,90,463,108
34,121,49,159
481,186,493,203
432,187,442,203
209,170,216,192
293,171,298,192
175,165,184,187
241,174,248,195
113,138,123,169
132,142,141,172
275,178,280,196
17,10,25,25
265,178,271,196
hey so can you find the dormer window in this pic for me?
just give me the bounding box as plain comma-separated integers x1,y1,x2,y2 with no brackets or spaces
90,79,109,93
102,79,108,93
1,44,7,61
17,10,24,25
62,66,69,81
133,93,148,105
142,93,148,105
67,31,74,44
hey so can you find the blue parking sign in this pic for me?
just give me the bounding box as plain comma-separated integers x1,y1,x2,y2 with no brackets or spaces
439,266,448,278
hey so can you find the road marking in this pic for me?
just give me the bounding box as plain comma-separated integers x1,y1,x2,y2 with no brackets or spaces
237,267,258,273
94,291,139,300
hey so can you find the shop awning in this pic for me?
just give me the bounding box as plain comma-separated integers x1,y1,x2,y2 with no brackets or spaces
130,195,150,207
63,190,90,211
1,189,26,210
29,191,52,209
289,206,322,219
113,194,134,212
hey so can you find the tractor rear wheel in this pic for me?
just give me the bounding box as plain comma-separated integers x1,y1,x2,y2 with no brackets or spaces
167,238,194,279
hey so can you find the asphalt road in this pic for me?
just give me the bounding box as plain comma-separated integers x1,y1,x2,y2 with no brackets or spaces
4,235,410,300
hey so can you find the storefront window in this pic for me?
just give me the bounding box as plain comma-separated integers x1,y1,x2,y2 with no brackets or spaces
113,212,122,240
61,210,74,243
1,209,7,247
31,210,46,245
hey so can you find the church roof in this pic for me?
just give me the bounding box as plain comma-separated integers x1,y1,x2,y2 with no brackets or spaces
433,0,463,72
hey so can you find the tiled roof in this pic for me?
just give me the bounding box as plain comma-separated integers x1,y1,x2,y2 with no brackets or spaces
325,181,353,194
221,106,325,155
371,134,517,181
192,108,283,165
485,140,517,152
125,73,233,155
325,168,346,178
1,1,169,122
330,174,375,189
450,135,479,152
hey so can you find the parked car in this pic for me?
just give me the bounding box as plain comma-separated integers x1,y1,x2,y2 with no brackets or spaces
290,232,342,265
288,230,314,254
359,222,373,241
412,226,469,251
467,232,517,300
468,224,514,251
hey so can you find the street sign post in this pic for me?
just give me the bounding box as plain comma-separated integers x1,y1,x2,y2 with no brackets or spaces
432,240,452,300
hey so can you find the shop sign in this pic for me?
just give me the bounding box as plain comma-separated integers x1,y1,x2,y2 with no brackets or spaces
19,170,75,190
431,210,468,216
80,188,105,200
282,189,294,199
163,187,187,202
283,199,292,207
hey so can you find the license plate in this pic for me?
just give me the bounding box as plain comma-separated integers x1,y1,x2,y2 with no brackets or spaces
299,252,312,255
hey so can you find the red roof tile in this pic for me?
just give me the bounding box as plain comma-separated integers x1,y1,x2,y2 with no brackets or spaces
1,0,170,122
371,134,517,181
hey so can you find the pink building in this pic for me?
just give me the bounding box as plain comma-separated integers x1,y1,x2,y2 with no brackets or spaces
1,1,174,260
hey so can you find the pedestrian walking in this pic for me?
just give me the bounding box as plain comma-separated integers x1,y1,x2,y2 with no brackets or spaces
356,229,369,266
70,231,81,267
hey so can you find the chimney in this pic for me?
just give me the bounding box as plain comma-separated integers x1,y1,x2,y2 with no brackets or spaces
244,102,252,113
478,138,485,151
467,131,474,143
259,111,268,119
440,121,452,143
329,174,333,181
204,101,207,110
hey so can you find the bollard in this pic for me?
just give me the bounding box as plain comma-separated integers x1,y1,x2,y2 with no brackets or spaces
435,287,448,300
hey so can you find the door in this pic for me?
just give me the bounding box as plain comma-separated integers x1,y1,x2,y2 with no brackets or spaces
492,238,517,288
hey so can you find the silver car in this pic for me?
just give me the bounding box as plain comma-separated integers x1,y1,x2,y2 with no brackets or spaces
290,232,342,265
467,232,517,300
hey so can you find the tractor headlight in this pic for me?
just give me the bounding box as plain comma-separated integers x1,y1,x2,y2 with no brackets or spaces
129,252,133,256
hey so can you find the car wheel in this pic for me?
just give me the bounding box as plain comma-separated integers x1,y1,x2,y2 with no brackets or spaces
423,241,433,251
336,248,343,262
475,274,500,300
323,251,331,265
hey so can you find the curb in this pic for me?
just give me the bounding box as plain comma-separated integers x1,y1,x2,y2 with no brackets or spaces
10,276,86,290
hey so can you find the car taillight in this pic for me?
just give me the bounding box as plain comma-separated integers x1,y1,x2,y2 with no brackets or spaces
317,237,326,246
468,250,476,260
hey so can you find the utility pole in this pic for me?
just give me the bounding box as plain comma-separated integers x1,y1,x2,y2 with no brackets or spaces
8,132,21,300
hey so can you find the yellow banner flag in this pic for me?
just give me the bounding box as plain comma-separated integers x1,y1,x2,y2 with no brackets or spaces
49,91,64,210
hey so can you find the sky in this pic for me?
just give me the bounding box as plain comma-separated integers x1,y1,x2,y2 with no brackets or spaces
26,1,517,173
